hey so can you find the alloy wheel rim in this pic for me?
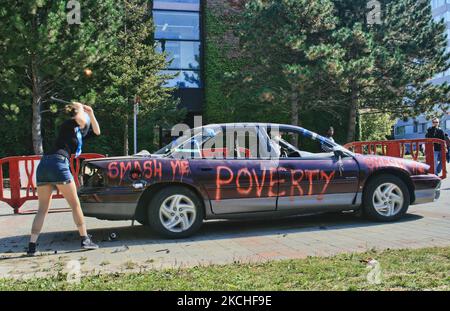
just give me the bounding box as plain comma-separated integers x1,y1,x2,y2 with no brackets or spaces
159,194,196,233
372,182,404,217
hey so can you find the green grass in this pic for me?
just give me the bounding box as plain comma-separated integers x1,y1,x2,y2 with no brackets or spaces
0,247,449,291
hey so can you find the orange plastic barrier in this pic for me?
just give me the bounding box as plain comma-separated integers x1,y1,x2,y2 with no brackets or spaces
344,138,447,179
0,153,105,213
201,147,252,158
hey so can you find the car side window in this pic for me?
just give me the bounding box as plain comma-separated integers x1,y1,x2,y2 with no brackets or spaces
200,130,230,159
268,129,335,159
235,128,260,159
172,134,202,159
200,127,261,159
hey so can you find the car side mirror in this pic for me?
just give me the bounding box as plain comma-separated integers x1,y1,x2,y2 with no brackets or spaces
333,147,346,159
333,149,344,158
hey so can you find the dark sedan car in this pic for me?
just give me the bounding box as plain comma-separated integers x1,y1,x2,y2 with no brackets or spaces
78,123,441,238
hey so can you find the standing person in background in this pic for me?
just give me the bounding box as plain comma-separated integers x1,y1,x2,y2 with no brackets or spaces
445,133,450,163
425,117,446,175
321,126,335,152
325,126,335,143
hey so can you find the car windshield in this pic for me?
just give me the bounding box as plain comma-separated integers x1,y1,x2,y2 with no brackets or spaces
276,136,301,152
154,127,219,157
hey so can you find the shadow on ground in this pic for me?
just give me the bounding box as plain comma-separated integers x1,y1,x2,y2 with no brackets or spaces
0,211,423,257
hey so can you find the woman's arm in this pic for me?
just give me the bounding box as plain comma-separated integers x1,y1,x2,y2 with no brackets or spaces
71,102,88,128
83,105,101,135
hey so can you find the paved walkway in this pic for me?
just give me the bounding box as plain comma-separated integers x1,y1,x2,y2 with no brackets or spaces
1,179,449,279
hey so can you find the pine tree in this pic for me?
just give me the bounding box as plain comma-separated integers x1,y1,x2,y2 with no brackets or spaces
0,0,122,154
376,0,450,115
332,0,450,142
231,0,345,145
331,0,380,142
101,0,182,155
231,0,449,143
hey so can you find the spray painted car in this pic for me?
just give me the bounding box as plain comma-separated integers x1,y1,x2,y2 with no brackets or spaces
78,123,441,238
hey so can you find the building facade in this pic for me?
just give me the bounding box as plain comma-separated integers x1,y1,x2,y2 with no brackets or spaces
430,0,450,85
393,0,450,140
394,115,450,139
152,0,204,125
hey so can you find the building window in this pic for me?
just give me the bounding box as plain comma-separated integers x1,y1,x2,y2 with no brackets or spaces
154,0,200,11
154,11,200,40
153,0,202,89
405,125,414,134
420,123,426,133
162,70,201,88
432,0,447,9
156,40,200,70
396,126,405,136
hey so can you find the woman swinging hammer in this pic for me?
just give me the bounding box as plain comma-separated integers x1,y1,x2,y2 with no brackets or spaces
27,102,101,255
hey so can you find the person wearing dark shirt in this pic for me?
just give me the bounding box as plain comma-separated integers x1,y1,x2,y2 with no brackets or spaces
27,102,101,255
321,126,335,152
445,133,450,163
425,117,446,175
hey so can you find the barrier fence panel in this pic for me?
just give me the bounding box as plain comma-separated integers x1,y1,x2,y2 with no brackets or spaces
0,153,105,213
344,138,447,179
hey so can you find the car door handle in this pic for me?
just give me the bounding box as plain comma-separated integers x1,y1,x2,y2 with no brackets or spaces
200,167,213,172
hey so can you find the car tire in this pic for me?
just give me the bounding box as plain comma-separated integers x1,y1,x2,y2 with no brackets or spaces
147,186,204,238
363,174,410,222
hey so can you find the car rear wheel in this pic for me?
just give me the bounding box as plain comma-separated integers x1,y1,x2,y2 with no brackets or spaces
363,174,410,221
147,186,204,238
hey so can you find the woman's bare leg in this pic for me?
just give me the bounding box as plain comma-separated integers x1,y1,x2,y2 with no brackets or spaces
56,182,88,237
30,185,54,243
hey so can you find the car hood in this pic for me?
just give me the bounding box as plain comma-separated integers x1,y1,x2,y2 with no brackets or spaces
355,154,430,175
85,153,163,163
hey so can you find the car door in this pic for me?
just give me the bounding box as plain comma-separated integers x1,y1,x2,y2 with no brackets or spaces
189,125,278,214
274,127,360,212
277,156,360,211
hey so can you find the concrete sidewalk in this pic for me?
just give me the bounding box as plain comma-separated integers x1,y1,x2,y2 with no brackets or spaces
0,179,449,279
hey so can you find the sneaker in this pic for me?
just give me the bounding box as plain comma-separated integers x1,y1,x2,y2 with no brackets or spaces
81,235,99,250
27,242,36,256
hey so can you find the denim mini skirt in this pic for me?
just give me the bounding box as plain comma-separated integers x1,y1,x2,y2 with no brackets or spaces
36,154,73,186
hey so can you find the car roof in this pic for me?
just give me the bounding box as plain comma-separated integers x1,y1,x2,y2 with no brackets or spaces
191,123,338,146
195,123,303,131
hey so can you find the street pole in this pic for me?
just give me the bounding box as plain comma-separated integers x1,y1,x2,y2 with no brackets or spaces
133,95,141,155
133,104,137,154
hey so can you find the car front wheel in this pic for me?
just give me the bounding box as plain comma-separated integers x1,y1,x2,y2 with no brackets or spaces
147,186,204,238
363,174,410,221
